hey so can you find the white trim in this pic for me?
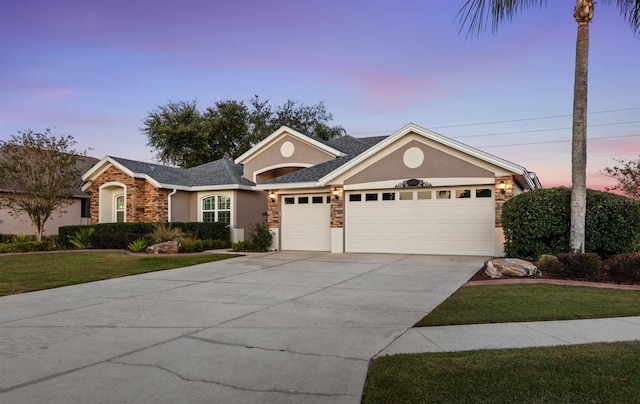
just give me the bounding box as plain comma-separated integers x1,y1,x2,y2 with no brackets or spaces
197,192,233,226
252,162,313,183
114,193,126,223
234,126,344,164
343,177,495,190
167,189,177,222
318,123,537,190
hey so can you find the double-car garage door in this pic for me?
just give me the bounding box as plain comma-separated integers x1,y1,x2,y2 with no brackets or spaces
281,187,495,255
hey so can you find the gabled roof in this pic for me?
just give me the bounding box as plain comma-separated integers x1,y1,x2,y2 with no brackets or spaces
261,123,539,190
234,126,345,164
82,156,254,191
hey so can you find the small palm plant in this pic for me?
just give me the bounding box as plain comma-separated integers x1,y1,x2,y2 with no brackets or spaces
127,238,149,253
11,234,33,243
68,227,95,249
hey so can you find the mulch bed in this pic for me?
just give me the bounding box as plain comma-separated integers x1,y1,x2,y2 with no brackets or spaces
466,267,640,290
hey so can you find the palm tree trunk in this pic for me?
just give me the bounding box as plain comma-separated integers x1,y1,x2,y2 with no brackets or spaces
570,0,594,253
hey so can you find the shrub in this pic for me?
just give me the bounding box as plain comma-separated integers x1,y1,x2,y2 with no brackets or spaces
171,222,230,242
247,222,274,251
502,187,640,260
151,223,185,243
90,233,152,249
535,254,563,275
0,241,55,253
604,254,640,284
232,240,256,251
555,253,603,281
127,238,149,253
11,234,34,243
68,227,95,249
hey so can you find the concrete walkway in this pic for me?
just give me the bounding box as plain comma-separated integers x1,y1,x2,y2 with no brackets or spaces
0,251,484,403
379,316,640,356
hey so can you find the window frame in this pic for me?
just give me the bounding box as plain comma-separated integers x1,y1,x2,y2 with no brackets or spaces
201,195,232,224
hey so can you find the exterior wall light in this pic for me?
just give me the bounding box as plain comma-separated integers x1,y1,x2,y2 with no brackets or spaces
332,188,339,199
499,180,506,194
269,191,276,202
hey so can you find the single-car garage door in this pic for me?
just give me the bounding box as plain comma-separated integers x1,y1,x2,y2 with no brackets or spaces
346,187,495,255
281,194,331,251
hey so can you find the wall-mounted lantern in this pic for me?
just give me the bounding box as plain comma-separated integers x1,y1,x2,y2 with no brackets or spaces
499,180,506,194
332,188,340,200
269,191,276,202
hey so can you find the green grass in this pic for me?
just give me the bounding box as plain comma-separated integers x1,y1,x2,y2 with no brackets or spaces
0,251,238,296
364,341,640,404
416,284,640,327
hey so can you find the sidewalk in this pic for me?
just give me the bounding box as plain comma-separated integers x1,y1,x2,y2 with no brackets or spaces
378,316,640,356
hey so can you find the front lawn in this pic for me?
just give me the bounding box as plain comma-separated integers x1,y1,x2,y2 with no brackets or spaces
416,283,640,327
364,341,640,404
0,251,238,296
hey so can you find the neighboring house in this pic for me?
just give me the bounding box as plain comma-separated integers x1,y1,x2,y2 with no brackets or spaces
0,155,99,237
82,123,541,255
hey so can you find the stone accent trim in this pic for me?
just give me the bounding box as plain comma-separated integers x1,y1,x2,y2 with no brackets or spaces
84,165,169,224
267,192,280,228
330,185,344,228
495,175,515,227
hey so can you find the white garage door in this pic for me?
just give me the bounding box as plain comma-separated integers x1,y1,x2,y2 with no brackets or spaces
281,194,331,251
346,187,495,255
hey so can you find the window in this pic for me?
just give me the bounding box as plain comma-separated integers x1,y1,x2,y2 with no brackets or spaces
284,197,295,204
365,193,378,201
298,196,309,204
437,190,451,199
399,191,413,200
476,188,492,198
81,198,90,218
456,189,471,199
312,196,324,204
115,194,125,222
382,192,395,201
349,194,362,202
417,191,432,200
202,195,231,224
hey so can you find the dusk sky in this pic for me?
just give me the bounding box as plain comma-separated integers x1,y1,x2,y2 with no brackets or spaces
1,0,638,190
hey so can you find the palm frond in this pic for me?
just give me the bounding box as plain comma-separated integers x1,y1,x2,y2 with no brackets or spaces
602,0,640,36
457,0,548,38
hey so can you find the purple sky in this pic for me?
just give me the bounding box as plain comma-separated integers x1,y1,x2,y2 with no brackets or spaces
1,0,638,190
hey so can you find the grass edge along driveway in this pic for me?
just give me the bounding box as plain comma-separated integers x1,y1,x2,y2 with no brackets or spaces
0,251,238,296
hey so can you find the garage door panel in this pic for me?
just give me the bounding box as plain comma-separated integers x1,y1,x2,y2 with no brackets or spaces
346,188,495,255
281,194,330,251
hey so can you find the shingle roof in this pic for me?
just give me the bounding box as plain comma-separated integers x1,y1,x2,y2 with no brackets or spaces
109,157,255,187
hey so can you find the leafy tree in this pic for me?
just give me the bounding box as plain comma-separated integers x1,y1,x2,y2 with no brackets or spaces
602,155,640,199
0,129,84,241
142,96,345,168
457,0,640,253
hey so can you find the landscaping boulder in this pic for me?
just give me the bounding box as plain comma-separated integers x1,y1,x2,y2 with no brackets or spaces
484,258,541,278
146,241,180,254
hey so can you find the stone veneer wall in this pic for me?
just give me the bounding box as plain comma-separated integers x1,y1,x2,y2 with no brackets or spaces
330,185,344,228
494,175,515,227
85,165,169,224
267,194,279,228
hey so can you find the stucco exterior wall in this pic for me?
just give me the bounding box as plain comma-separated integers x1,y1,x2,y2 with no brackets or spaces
169,191,192,222
0,198,89,237
344,139,493,185
235,190,268,231
243,134,336,183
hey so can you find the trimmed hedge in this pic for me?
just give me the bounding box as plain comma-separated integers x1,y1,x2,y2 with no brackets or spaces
59,222,230,248
502,187,640,260
0,241,56,253
90,233,154,250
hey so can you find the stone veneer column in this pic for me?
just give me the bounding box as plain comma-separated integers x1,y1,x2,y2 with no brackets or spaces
494,176,515,228
330,185,344,253
267,192,280,250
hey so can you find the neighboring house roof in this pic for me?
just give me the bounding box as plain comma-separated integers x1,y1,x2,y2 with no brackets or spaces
82,156,255,191
0,147,99,198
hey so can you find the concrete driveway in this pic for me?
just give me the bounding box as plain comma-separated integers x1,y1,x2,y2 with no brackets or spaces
0,251,484,403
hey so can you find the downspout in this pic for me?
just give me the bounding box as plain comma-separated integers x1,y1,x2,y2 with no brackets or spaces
168,189,177,222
